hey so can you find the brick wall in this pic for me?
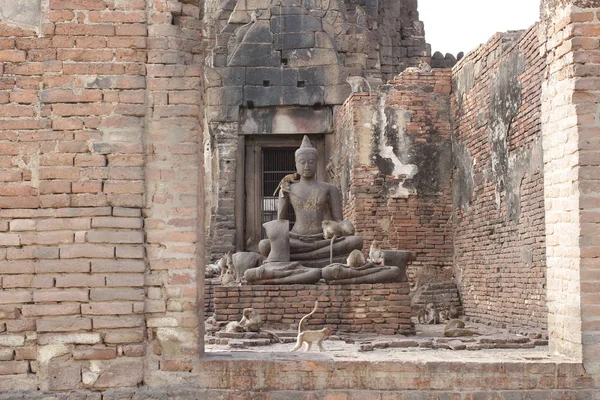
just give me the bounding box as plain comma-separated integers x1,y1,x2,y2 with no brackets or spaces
540,1,600,381
0,0,149,391
451,25,548,330
213,283,414,335
333,71,454,285
141,0,205,382
0,0,204,390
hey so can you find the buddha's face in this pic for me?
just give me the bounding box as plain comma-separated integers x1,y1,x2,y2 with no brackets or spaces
295,152,317,178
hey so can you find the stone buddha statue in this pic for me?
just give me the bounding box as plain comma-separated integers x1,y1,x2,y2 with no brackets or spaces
243,136,408,285
258,136,363,268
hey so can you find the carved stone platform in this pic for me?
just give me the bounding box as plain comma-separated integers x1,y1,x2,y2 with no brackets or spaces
213,282,414,335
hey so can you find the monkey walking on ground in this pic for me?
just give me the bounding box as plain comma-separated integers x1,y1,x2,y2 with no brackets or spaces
291,300,331,352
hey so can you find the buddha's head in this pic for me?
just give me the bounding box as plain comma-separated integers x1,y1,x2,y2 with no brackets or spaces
295,136,318,179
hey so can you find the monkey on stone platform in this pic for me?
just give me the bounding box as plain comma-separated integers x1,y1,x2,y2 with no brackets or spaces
415,307,427,324
368,241,384,265
291,301,331,352
240,308,282,343
448,305,459,320
443,319,480,337
219,251,235,285
322,220,357,264
425,303,439,325
346,249,366,268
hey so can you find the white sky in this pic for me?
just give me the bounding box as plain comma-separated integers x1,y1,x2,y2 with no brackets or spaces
419,0,541,56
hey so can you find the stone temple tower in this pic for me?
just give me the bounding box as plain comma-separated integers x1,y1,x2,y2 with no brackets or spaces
202,0,429,259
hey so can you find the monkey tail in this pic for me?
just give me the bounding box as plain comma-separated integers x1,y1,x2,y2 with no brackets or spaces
329,235,336,264
298,300,319,334
262,329,283,344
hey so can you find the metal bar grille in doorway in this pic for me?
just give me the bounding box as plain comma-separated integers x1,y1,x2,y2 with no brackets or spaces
261,148,296,238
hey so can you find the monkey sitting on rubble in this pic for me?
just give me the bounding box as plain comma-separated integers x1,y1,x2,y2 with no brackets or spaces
225,308,282,343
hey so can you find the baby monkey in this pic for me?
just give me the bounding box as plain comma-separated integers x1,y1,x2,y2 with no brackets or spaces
291,301,331,352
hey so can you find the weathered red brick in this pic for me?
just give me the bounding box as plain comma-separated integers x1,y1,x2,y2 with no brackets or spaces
87,230,144,244
0,261,35,274
73,347,117,360
0,290,33,304
60,244,114,259
35,260,90,273
7,247,59,260
22,304,80,317
0,361,29,375
88,11,147,23
103,329,144,344
81,302,133,315
37,317,91,332
0,306,20,319
115,24,147,36
90,288,144,301
92,316,144,329
160,360,194,372
3,275,54,289
55,275,105,288
0,50,26,62
20,231,73,245
34,289,89,303
103,274,145,288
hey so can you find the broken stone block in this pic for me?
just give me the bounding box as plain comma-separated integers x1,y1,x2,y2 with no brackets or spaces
358,344,374,351
93,359,144,389
448,340,466,350
47,360,82,391
389,340,419,348
216,331,245,339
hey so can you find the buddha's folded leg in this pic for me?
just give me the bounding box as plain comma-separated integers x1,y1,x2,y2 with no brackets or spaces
290,236,363,260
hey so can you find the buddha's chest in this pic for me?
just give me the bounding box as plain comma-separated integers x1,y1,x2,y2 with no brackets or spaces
289,185,328,213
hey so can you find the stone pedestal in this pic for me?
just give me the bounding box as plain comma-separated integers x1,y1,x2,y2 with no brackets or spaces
213,282,414,335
